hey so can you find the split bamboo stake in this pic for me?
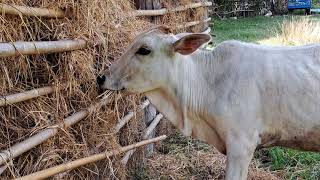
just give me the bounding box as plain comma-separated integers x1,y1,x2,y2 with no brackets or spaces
0,3,64,18
114,100,150,133
202,27,212,34
121,113,163,165
0,165,7,175
0,92,113,166
0,39,86,58
176,17,212,30
130,2,212,17
15,135,167,180
0,86,55,107
143,114,163,139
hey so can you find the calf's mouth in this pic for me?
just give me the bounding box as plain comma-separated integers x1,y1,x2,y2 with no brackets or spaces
96,75,125,91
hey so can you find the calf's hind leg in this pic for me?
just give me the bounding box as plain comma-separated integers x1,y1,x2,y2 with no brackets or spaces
225,134,257,180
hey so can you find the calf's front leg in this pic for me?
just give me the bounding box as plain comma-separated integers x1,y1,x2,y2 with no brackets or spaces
225,134,257,180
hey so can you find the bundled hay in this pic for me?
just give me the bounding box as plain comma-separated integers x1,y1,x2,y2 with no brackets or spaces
0,0,210,179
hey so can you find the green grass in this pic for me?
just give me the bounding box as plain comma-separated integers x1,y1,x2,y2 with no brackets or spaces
313,0,320,8
211,15,320,179
212,16,285,44
269,148,320,179
212,15,320,44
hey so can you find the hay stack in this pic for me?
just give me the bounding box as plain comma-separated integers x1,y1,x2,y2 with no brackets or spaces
0,0,209,179
161,0,208,32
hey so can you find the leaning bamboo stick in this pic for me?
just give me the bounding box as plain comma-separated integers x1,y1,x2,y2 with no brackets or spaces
0,92,113,166
114,100,150,133
0,39,86,58
0,165,7,175
15,135,167,180
202,27,212,34
121,113,163,165
0,3,64,18
0,86,55,107
130,2,212,17
169,1,212,13
142,114,163,139
176,18,212,30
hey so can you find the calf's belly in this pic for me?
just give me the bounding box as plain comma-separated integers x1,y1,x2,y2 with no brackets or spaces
276,126,320,152
259,125,320,152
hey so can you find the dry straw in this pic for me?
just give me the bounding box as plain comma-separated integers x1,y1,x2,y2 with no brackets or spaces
1,0,150,178
258,17,320,46
277,17,320,45
0,92,113,166
0,0,210,178
16,135,167,180
131,2,212,16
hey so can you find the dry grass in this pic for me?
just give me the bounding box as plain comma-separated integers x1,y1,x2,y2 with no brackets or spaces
142,131,281,180
0,0,209,179
165,0,209,32
277,17,320,45
0,1,148,179
259,17,320,46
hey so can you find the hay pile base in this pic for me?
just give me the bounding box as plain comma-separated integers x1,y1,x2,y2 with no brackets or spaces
0,0,209,179
145,131,280,180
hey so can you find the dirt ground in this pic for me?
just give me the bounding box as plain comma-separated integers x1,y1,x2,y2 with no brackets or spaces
130,120,282,180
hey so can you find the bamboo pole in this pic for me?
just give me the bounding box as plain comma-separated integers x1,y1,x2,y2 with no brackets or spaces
0,165,7,175
0,86,55,107
0,39,86,58
15,135,167,180
0,92,113,166
0,3,64,18
130,2,212,17
143,114,163,139
176,17,211,30
121,113,163,165
114,100,150,133
202,27,211,34
170,1,212,13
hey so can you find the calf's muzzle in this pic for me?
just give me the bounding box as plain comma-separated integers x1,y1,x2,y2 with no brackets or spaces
96,74,125,91
96,75,106,86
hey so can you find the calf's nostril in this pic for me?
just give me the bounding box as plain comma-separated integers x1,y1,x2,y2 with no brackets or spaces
97,75,106,86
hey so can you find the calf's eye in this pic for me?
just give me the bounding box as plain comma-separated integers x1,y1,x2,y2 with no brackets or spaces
136,47,151,55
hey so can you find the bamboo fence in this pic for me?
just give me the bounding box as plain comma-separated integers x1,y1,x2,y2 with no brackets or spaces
15,135,167,180
0,3,64,18
0,40,86,57
1,2,211,19
1,2,212,32
0,92,112,166
0,96,151,167
0,1,212,177
114,100,150,133
176,17,211,29
130,2,212,17
0,1,211,58
121,113,163,165
0,86,56,107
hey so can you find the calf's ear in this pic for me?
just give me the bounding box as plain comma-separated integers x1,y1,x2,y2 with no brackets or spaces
173,33,211,55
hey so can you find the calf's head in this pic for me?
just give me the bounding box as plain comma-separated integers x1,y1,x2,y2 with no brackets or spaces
97,26,211,93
